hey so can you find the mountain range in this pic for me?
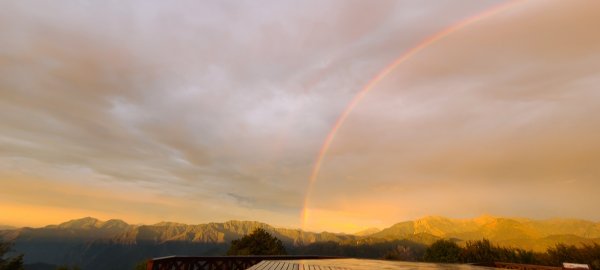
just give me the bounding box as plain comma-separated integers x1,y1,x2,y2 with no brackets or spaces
1,215,599,270
370,215,600,250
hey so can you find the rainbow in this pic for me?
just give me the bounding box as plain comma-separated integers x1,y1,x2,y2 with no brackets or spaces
301,0,524,229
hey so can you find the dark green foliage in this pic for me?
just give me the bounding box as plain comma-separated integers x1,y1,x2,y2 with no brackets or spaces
14,240,227,270
227,228,287,255
461,239,497,264
495,246,537,264
424,239,544,265
419,239,599,270
55,266,81,270
290,239,427,260
133,260,148,270
546,243,600,270
423,239,462,263
546,243,581,265
460,239,537,265
0,256,24,270
383,245,418,261
0,241,24,270
77,241,227,270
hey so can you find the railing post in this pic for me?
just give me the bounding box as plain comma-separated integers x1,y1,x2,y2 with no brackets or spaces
146,259,154,270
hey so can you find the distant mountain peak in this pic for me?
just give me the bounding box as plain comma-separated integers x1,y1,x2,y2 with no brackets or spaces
473,214,498,224
354,227,381,236
104,219,128,224
58,217,103,229
52,217,131,231
223,220,267,226
101,219,129,229
152,221,186,227
0,225,17,230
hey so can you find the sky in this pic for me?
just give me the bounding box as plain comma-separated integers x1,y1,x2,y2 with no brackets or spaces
1,0,599,233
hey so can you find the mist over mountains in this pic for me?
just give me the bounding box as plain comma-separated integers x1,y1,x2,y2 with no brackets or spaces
1,216,599,270
0,225,16,230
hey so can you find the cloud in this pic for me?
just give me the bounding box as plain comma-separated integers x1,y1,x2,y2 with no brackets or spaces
9,0,598,233
306,0,600,230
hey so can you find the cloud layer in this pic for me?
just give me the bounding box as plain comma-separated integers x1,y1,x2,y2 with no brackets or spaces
1,0,598,232
306,0,600,231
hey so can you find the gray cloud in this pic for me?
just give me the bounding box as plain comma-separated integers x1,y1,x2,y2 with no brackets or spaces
8,0,581,231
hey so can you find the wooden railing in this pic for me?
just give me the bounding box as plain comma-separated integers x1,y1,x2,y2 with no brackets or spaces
146,255,342,270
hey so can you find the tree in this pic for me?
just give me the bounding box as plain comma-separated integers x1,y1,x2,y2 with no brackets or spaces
56,266,81,270
134,260,149,270
461,239,497,264
0,241,24,270
227,228,287,255
546,243,600,270
384,245,417,261
423,239,462,263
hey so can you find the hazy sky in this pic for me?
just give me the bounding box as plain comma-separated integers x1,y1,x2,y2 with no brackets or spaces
1,0,599,233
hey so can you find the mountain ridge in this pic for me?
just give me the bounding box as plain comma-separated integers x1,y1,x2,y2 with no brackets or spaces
373,215,600,241
3,215,599,248
354,227,381,236
0,225,17,230
2,215,599,270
